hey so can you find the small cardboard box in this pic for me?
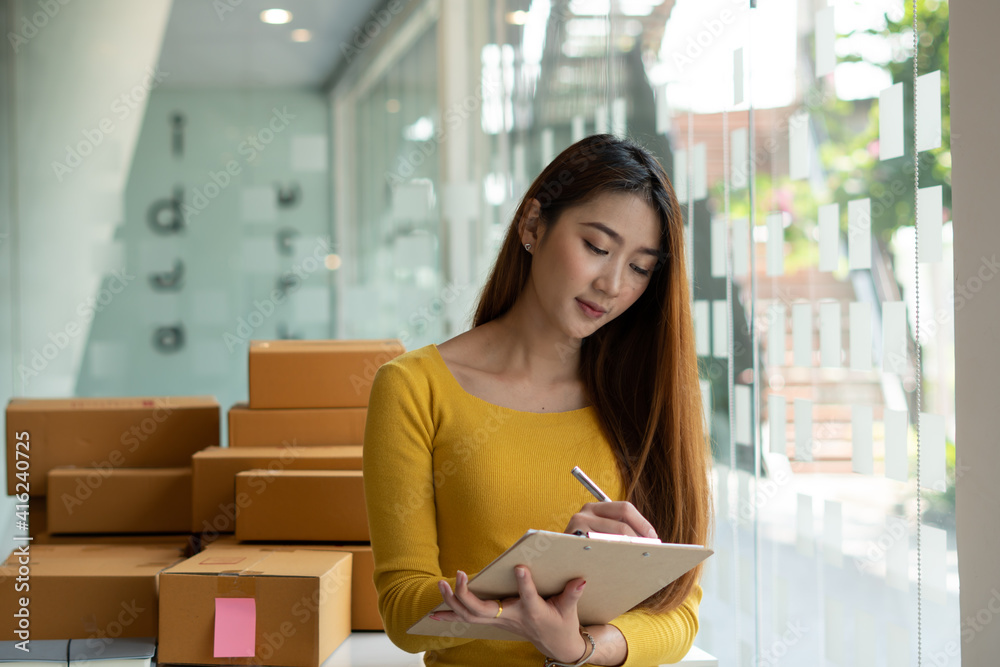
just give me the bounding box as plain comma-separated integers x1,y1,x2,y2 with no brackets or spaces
191,446,363,534
234,470,368,542
228,403,366,447
5,396,219,496
247,339,405,409
157,546,352,667
47,467,192,534
0,544,186,640
204,541,382,631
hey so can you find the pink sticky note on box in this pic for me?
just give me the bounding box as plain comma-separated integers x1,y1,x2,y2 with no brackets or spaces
214,597,256,658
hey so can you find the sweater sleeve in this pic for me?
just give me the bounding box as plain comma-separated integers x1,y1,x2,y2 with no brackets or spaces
604,583,703,666
362,360,476,654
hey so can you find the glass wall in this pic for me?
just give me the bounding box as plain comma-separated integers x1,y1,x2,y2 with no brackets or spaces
333,0,957,663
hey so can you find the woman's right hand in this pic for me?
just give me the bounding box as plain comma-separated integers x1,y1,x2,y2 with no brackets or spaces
563,501,659,540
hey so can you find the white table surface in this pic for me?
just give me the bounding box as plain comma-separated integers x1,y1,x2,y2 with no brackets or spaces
323,632,718,666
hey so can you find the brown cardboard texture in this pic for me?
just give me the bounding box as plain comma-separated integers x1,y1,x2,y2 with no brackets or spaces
6,396,219,496
30,532,196,554
0,543,186,639
228,402,366,447
157,546,352,667
235,470,368,542
191,446,362,534
47,467,192,534
207,542,382,632
247,339,404,408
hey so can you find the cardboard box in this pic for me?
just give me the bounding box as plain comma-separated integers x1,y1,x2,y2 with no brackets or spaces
47,467,192,534
29,532,196,555
157,546,352,667
6,396,219,496
202,540,382,631
234,470,368,542
247,339,405,409
228,403,366,447
191,446,363,534
0,544,186,640
28,496,46,536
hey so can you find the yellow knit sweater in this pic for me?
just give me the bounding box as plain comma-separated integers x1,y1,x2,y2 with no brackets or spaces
362,343,702,667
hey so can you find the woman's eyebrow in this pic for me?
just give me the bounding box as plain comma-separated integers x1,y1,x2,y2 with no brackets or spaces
580,221,661,257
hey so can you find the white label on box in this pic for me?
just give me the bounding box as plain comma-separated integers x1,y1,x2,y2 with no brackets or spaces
793,302,812,367
852,404,874,475
713,300,729,359
795,398,813,462
767,213,785,276
818,202,839,272
882,300,907,374
770,393,787,454
848,198,872,270
917,185,944,263
879,83,905,160
768,302,786,368
920,412,947,493
820,301,842,367
850,301,873,371
884,408,909,482
916,70,942,152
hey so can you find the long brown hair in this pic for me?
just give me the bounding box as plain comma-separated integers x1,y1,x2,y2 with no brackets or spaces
472,133,712,613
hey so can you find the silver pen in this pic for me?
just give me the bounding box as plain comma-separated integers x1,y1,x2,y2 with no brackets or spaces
571,465,612,502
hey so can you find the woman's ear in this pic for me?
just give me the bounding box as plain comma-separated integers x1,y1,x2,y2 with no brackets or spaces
519,197,543,247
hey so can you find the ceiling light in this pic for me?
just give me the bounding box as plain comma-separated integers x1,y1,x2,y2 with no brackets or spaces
507,10,529,25
260,9,292,25
291,29,311,42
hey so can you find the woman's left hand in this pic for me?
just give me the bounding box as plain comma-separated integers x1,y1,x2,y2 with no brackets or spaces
430,565,590,664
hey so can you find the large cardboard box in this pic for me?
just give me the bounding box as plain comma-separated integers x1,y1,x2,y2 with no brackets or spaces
228,403,366,447
0,543,186,639
234,470,368,542
157,546,352,667
247,339,405,409
191,446,363,534
47,467,192,534
204,541,382,631
5,396,219,496
29,532,196,554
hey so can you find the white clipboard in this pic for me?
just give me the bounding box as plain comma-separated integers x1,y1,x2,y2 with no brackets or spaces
406,529,713,641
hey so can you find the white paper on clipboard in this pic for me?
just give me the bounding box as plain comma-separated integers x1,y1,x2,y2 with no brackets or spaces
406,529,713,641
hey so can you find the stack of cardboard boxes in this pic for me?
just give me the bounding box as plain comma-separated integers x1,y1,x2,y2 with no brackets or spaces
2,339,405,667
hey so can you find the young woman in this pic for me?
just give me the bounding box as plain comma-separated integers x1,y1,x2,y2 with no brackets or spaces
363,133,712,667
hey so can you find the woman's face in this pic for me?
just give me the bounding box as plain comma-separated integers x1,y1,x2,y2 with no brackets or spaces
523,190,662,339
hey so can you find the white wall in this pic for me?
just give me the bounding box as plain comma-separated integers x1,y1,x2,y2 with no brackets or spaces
953,1,1000,664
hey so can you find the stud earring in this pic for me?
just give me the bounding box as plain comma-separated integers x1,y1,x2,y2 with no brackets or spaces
525,243,531,251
